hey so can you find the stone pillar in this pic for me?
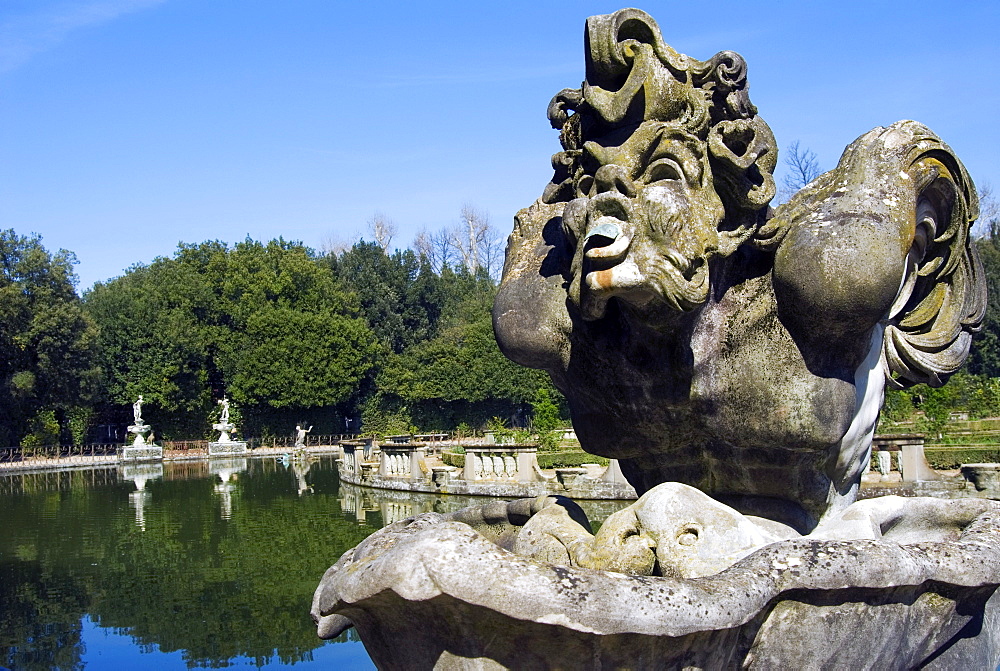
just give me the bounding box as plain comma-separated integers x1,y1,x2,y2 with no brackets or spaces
464,450,479,481
409,447,426,481
872,434,937,482
601,459,629,484
900,441,938,482
516,447,544,483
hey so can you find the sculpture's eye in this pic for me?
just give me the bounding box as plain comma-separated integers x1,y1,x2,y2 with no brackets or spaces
577,174,595,197
677,524,700,546
645,159,683,184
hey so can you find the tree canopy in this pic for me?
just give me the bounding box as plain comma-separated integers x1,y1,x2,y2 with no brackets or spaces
0,230,98,446
84,239,378,438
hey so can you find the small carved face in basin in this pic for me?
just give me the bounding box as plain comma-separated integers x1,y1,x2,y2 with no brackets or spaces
562,123,726,320
594,482,795,578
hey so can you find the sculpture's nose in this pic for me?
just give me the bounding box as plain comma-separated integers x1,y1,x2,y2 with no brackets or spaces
594,164,636,197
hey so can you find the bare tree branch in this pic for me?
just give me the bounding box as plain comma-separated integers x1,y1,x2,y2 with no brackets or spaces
320,233,352,257
974,183,1000,239
413,228,433,261
368,211,397,253
778,141,822,202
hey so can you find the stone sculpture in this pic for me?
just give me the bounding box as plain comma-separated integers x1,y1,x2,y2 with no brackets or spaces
133,394,144,425
218,396,230,425
294,424,313,448
127,395,148,446
492,9,984,529
209,394,247,456
314,9,998,668
123,394,163,461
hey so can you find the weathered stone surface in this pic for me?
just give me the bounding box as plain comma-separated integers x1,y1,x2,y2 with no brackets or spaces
962,463,1000,492
207,441,247,456
493,8,985,529
121,445,163,461
312,497,1000,669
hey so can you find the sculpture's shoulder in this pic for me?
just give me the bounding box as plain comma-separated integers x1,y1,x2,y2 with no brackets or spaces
689,251,859,451
761,120,985,388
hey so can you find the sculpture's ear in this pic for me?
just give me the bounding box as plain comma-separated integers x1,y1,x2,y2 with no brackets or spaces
882,127,986,389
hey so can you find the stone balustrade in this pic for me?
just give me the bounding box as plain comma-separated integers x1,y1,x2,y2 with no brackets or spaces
378,444,427,480
462,445,546,483
336,441,636,499
340,442,363,476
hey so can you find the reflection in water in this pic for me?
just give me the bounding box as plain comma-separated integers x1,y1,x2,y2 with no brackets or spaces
129,490,151,530
0,456,376,670
337,481,628,530
210,458,248,520
0,456,635,669
122,463,164,531
292,459,314,496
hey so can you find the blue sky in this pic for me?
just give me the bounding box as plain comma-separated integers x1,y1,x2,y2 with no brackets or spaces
1,0,997,290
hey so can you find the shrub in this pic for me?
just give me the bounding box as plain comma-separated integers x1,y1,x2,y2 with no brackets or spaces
924,447,1000,470
537,451,609,469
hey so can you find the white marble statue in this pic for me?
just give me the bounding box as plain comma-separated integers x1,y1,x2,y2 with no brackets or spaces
295,425,313,447
218,396,230,425
133,395,144,425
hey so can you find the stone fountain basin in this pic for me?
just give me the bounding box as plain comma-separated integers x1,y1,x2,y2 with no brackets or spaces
961,463,1000,492
313,503,1000,669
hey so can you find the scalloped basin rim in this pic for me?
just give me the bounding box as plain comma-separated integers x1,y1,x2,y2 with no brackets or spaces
316,507,1000,639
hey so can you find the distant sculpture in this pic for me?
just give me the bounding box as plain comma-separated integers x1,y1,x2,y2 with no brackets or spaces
315,9,998,668
123,394,161,459
133,395,144,425
209,394,246,455
218,396,230,425
294,425,313,448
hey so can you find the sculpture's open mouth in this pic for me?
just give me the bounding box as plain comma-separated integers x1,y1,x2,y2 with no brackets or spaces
576,209,710,319
584,218,631,265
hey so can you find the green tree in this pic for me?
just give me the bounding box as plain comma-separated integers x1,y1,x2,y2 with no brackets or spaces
327,242,442,354
968,228,1000,377
86,238,376,437
0,230,98,446
531,387,562,432
85,256,216,436
377,302,550,431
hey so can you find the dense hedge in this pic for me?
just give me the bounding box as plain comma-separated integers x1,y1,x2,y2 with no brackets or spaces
439,449,609,470
924,447,1000,470
537,452,609,469
441,450,464,468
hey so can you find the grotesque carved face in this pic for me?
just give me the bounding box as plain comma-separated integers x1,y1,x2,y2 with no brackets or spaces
561,123,726,321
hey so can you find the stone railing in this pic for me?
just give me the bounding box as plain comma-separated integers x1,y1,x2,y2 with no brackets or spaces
340,442,363,477
378,444,427,479
462,445,548,483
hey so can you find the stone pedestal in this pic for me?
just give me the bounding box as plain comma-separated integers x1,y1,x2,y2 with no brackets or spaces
122,419,162,461
208,441,247,456
209,420,246,456
121,445,163,461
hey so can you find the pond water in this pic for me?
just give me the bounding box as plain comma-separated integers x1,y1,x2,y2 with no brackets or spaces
0,456,375,670
0,456,627,670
